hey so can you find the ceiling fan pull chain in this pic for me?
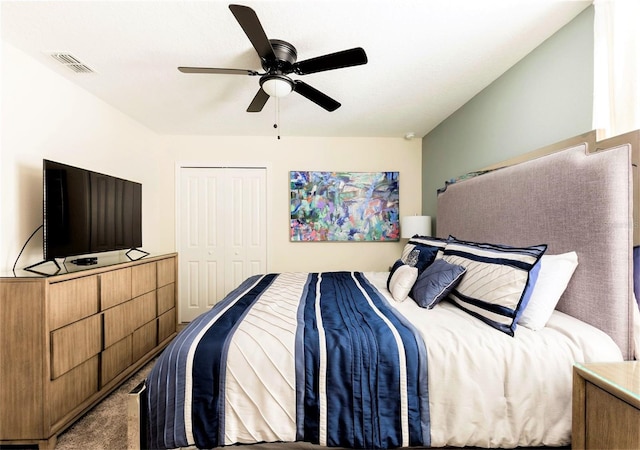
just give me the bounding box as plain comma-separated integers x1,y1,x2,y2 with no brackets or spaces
274,96,281,140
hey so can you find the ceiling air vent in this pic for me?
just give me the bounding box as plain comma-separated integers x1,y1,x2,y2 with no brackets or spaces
49,53,95,73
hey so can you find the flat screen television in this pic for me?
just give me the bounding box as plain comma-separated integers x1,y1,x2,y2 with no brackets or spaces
43,159,142,262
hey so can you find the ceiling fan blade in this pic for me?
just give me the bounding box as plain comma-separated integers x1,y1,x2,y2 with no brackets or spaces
293,81,341,112
293,47,368,75
229,4,276,62
247,88,270,112
178,67,259,76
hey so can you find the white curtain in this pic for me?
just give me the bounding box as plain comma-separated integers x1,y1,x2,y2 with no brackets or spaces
593,0,640,138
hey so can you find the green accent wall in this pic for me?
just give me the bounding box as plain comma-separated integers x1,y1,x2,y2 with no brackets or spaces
421,6,594,227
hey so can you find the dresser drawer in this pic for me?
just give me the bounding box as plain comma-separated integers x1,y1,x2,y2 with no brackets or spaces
157,257,176,287
50,315,101,379
100,267,132,310
158,308,176,343
103,292,156,347
48,276,99,330
103,300,132,348
49,356,99,425
157,283,175,315
133,320,157,361
101,336,132,387
132,291,157,330
132,262,156,297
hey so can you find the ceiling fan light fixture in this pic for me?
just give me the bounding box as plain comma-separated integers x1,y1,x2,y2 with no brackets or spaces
260,74,294,98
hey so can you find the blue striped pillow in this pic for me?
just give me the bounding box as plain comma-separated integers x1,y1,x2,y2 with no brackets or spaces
441,239,546,336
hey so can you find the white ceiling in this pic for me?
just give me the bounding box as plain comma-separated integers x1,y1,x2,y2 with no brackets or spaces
1,0,591,138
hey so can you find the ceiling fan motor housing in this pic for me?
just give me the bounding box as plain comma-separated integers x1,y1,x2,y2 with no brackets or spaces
263,39,298,73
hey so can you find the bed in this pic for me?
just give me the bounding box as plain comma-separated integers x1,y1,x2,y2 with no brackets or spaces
134,133,639,449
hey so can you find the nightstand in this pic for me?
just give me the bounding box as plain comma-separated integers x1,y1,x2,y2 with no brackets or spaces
572,362,640,449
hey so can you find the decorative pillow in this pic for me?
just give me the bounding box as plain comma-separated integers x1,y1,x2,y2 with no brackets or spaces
387,259,405,290
518,251,578,330
411,259,466,309
441,238,547,336
400,236,448,273
387,261,419,302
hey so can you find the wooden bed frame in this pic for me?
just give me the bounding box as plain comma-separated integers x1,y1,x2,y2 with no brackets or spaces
128,129,639,449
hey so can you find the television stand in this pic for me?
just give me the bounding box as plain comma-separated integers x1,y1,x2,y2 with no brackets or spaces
0,253,178,450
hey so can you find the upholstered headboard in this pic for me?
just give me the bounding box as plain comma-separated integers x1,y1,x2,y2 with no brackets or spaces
436,143,635,359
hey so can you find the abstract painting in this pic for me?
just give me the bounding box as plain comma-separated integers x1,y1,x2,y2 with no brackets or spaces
290,171,400,241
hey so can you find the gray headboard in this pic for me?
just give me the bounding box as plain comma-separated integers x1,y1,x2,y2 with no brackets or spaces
436,143,635,359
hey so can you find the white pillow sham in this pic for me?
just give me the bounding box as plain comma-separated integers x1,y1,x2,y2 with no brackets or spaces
518,251,578,331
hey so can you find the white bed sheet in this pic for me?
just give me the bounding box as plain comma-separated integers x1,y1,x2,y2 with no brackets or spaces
364,272,624,448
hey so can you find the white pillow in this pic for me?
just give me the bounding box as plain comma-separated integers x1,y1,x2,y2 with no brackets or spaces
518,251,578,330
389,264,419,302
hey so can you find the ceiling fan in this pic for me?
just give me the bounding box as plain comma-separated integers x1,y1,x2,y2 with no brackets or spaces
178,4,368,112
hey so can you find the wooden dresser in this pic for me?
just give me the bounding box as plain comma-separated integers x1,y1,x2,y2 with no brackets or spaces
0,252,178,449
573,361,640,449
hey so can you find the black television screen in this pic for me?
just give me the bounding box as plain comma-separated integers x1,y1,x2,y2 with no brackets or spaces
43,159,142,260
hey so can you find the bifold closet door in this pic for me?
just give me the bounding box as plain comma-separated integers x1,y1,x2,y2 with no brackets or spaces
178,167,267,322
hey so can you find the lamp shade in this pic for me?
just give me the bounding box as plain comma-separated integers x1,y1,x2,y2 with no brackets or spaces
401,215,431,238
260,75,293,97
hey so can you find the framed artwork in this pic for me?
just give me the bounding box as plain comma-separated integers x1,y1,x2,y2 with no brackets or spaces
290,171,400,241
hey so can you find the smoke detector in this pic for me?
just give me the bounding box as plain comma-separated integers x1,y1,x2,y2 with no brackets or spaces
404,132,416,140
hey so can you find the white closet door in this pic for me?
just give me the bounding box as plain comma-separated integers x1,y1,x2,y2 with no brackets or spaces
178,167,267,322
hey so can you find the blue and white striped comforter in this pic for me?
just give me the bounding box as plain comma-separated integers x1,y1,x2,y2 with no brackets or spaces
146,271,429,449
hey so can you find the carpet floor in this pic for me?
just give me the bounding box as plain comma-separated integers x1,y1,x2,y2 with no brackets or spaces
54,359,156,450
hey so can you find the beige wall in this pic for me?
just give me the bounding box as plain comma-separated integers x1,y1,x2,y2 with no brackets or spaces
1,42,422,273
1,42,174,271
166,135,421,273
